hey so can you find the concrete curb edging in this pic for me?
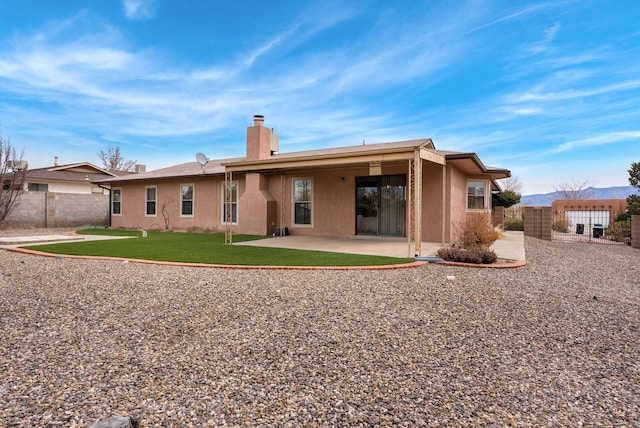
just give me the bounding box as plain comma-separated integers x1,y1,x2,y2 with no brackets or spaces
8,246,527,270
433,259,527,269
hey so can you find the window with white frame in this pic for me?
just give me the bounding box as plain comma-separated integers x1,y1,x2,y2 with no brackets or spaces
181,184,194,216
293,178,313,225
145,186,157,216
467,180,487,210
112,188,122,215
221,181,238,224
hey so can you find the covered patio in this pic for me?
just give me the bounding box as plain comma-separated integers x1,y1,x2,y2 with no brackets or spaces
235,231,526,261
234,235,443,258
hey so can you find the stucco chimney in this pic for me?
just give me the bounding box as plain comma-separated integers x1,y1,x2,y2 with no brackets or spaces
246,114,274,160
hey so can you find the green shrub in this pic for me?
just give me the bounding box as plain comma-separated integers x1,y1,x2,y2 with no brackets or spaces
605,220,631,243
459,211,502,248
615,212,631,222
436,245,498,264
504,217,524,231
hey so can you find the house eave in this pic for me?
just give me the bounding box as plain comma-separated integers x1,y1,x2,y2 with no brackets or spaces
224,140,437,173
445,152,510,179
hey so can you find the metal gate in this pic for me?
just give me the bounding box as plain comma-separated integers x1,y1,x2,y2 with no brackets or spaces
552,209,631,245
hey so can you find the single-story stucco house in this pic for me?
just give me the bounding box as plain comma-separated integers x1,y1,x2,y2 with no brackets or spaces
97,115,510,252
3,161,139,228
21,161,120,194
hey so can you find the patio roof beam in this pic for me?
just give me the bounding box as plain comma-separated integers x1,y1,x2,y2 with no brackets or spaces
419,148,446,166
225,152,416,173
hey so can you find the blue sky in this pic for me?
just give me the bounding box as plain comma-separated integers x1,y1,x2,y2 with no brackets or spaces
0,0,639,194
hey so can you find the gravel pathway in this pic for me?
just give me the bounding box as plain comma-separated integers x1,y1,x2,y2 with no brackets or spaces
0,235,638,426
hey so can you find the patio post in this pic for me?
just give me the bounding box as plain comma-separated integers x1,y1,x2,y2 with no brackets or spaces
414,150,422,256
224,170,233,244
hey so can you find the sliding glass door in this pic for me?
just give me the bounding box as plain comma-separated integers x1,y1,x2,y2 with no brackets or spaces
356,175,406,236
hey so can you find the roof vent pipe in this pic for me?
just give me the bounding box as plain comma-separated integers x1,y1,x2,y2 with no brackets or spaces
54,156,59,166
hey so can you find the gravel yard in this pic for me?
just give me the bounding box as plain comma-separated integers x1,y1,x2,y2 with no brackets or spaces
0,234,638,426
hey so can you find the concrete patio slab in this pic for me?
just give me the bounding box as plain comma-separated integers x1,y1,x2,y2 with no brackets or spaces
490,231,526,261
0,235,85,246
234,235,441,258
0,234,133,248
235,230,526,261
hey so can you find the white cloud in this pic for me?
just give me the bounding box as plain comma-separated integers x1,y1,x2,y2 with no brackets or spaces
123,0,155,20
507,80,640,103
544,23,561,42
511,107,542,115
548,131,640,154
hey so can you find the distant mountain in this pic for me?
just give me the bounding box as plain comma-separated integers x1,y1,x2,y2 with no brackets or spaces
520,186,636,206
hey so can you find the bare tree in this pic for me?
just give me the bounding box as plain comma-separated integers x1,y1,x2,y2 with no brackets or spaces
554,179,594,199
98,145,136,172
0,133,27,228
499,176,523,193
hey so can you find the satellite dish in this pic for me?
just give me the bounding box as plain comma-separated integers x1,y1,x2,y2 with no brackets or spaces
196,152,209,166
196,152,209,173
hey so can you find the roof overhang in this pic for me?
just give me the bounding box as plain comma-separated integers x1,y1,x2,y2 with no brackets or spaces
444,152,511,191
224,141,441,173
445,153,510,179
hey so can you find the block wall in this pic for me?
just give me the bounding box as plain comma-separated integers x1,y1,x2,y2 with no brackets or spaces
4,192,109,228
524,206,552,241
492,206,505,228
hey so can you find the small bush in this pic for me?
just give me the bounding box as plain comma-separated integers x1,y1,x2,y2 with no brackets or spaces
436,245,498,264
605,220,631,242
459,211,502,248
552,215,570,232
504,217,524,231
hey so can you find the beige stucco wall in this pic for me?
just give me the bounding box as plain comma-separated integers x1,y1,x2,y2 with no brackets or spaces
111,177,235,231
447,165,468,243
110,159,496,243
268,166,364,237
442,165,493,244
422,163,446,242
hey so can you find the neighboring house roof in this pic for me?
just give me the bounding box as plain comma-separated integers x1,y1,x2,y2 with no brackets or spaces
97,157,244,185
97,138,510,185
24,162,123,183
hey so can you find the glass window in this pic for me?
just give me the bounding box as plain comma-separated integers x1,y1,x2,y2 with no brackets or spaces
293,178,312,225
467,180,486,210
112,188,122,215
181,184,193,216
222,181,238,224
145,186,157,216
28,183,48,192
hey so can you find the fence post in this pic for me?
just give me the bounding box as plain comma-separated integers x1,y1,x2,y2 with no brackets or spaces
524,206,552,240
632,215,640,249
524,206,537,238
541,206,552,241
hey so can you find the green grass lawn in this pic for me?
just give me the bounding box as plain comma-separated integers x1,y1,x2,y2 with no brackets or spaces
23,229,413,267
